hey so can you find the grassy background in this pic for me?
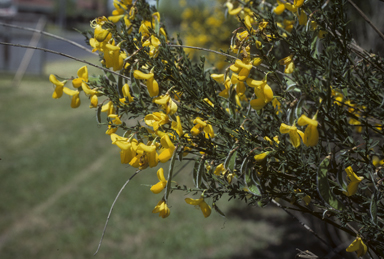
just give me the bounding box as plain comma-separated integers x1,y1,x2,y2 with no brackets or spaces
0,56,329,258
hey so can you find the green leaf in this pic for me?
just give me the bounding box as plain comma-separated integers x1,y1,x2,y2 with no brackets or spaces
193,157,205,188
317,156,346,211
117,70,124,98
295,96,305,119
370,193,378,225
224,149,237,172
164,145,178,203
212,203,226,217
96,105,102,124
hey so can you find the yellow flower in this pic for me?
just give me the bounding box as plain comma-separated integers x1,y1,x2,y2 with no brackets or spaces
153,94,178,115
211,73,225,84
150,168,167,194
130,142,159,169
185,197,211,218
133,70,159,97
346,237,367,257
143,35,161,57
158,134,175,163
343,166,363,196
62,87,81,108
279,54,295,74
72,66,88,88
297,114,319,147
152,200,170,218
294,0,304,7
49,74,66,99
214,163,226,176
280,123,304,148
254,152,270,162
373,156,384,167
101,101,116,116
144,112,169,131
298,9,307,26
191,117,215,139
110,134,138,164
81,82,100,108
171,116,184,137
121,83,134,103
274,1,285,15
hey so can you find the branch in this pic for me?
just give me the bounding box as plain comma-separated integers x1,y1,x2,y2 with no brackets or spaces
94,170,141,255
0,22,97,55
0,41,133,81
347,0,384,42
271,199,332,248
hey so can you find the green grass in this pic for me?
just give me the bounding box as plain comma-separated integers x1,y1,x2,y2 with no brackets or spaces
0,59,324,259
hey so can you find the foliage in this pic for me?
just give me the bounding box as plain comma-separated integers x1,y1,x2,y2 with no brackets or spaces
47,0,384,257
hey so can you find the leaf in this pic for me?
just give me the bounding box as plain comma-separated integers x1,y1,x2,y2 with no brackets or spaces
96,105,102,124
117,70,124,98
212,203,226,217
317,156,346,211
370,193,378,225
224,149,237,172
295,96,305,119
164,145,178,203
193,159,205,188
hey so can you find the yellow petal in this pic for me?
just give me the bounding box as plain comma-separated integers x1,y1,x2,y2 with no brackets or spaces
157,168,166,182
304,125,319,147
297,115,318,127
294,0,304,7
146,78,159,97
250,98,267,110
199,201,211,218
52,85,64,99
133,70,154,80
263,84,273,103
49,74,66,87
150,181,166,194
185,197,203,205
211,74,225,84
274,4,285,15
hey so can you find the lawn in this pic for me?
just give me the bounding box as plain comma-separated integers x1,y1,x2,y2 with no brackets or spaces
0,57,325,259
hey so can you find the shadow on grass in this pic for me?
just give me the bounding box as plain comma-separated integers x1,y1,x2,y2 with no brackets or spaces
216,205,353,259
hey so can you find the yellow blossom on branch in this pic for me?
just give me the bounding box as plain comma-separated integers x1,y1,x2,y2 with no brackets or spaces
346,237,367,257
343,166,363,197
280,123,304,148
297,114,319,147
150,168,167,194
152,200,170,218
185,197,211,218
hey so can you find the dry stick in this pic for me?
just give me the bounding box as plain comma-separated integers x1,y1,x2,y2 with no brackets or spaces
271,199,331,248
0,21,97,55
0,41,134,81
347,0,384,42
94,170,141,256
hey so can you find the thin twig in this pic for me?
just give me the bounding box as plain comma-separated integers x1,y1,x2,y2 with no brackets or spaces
271,199,331,248
347,0,384,42
0,22,97,55
94,170,141,255
0,41,133,81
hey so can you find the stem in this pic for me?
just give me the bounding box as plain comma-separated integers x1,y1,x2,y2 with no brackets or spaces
94,170,140,255
0,22,97,55
347,0,384,42
0,41,135,82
